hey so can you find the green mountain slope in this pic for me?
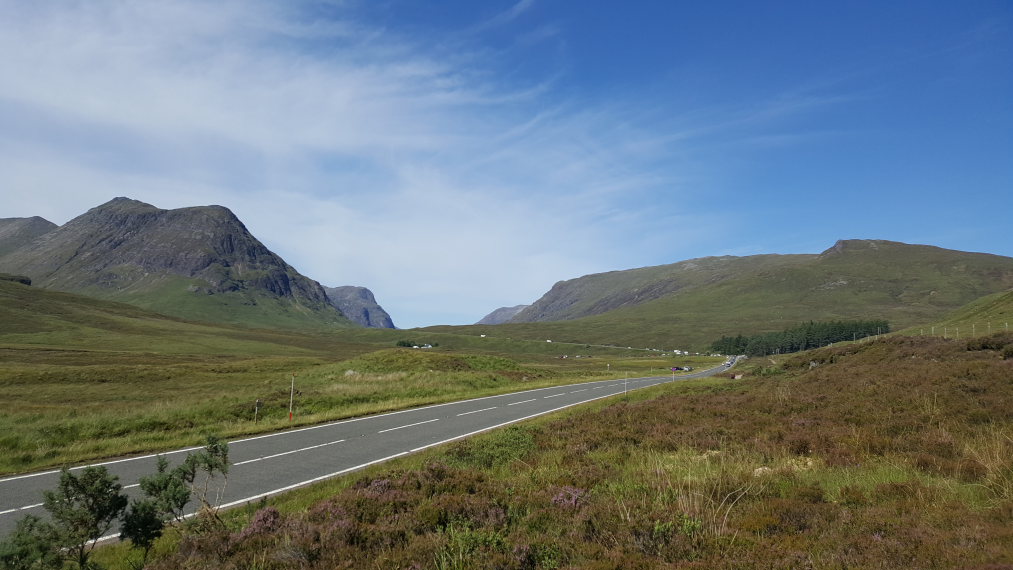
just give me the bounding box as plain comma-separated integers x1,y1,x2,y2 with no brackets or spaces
0,198,353,330
905,288,1013,337
0,277,349,356
429,240,1013,350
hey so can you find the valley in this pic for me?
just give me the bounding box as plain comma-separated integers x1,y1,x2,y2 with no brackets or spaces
3,200,1013,568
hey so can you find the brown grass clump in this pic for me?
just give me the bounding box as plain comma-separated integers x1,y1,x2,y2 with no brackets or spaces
142,335,1013,568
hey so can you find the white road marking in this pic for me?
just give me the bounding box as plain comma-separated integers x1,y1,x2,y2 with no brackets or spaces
234,439,347,466
456,407,497,416
82,366,740,545
378,419,439,434
543,393,566,398
0,503,43,516
570,389,588,393
5,363,731,525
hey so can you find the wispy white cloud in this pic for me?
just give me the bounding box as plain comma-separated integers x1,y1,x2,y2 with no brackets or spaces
469,0,538,33
0,0,836,327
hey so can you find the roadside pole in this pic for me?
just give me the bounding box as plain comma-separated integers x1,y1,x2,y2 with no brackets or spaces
289,373,295,422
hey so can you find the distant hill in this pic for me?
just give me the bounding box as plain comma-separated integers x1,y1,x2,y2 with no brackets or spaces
426,240,1013,350
0,217,57,258
323,286,395,328
0,197,353,330
476,304,529,325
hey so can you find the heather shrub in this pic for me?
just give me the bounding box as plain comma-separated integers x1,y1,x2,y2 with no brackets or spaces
137,336,1013,568
966,332,1013,352
234,506,282,541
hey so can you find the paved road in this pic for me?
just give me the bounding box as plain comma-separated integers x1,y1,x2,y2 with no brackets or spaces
0,358,738,538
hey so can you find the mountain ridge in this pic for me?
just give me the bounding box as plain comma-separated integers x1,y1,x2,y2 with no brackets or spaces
0,197,353,329
431,239,1013,350
0,216,58,258
476,304,530,325
324,286,395,329
508,239,1013,326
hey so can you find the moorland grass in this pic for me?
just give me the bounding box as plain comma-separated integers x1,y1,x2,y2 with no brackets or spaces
121,334,1013,569
2,279,718,473
0,343,718,474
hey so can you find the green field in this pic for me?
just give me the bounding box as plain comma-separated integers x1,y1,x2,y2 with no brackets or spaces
0,280,717,474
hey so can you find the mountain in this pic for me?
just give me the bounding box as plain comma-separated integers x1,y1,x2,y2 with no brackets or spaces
509,253,792,323
0,197,352,330
476,304,530,325
425,240,1013,350
323,286,395,328
0,217,57,258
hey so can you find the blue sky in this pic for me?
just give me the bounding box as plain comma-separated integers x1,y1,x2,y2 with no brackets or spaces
1,1,1010,327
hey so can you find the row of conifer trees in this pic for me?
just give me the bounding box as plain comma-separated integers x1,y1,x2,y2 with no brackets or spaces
711,319,890,356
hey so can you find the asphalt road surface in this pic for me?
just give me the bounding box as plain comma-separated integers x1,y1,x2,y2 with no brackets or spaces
0,358,739,539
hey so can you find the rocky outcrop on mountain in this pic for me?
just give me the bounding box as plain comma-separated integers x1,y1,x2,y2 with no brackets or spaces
0,197,351,328
0,217,57,258
476,304,529,325
323,286,395,328
0,273,32,285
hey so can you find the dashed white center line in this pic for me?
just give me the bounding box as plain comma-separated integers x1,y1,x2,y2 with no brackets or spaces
570,389,588,393
457,406,497,417
234,439,347,466
378,418,439,434
508,399,537,406
0,503,43,516
543,393,566,399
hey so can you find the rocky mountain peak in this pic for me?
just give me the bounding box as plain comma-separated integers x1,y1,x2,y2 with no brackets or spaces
0,216,58,258
476,305,530,325
323,286,395,328
819,239,903,257
0,197,353,329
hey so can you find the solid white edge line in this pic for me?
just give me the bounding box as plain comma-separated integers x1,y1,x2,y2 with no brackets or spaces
2,362,732,485
456,407,497,417
378,418,439,434
234,439,347,466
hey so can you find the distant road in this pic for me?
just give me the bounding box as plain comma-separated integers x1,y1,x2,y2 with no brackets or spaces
0,358,739,538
